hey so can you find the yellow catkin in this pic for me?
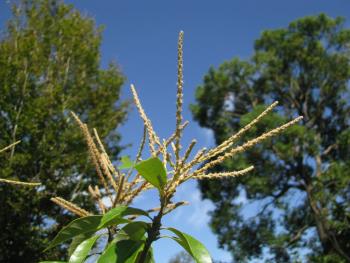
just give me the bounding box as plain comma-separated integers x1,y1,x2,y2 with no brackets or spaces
174,31,184,164
113,175,126,205
200,101,279,162
51,197,91,217
71,112,112,202
83,123,110,190
136,125,147,162
195,166,254,180
88,185,106,213
94,129,122,186
94,185,108,212
170,139,197,186
0,140,21,154
170,142,177,156
195,116,303,175
100,154,119,192
0,178,40,186
93,128,107,155
166,152,175,168
164,201,189,214
123,181,150,205
154,121,189,157
182,139,197,164
179,147,207,175
101,151,120,181
130,84,161,155
162,139,168,168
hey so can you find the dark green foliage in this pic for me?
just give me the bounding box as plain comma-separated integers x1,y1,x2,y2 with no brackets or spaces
0,0,127,261
169,251,194,263
191,14,350,262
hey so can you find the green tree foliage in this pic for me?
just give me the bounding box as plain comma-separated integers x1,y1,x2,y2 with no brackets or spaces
169,251,194,263
191,14,350,262
0,0,127,261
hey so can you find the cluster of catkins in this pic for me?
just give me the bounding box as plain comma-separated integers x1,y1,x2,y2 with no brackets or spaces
1,31,302,218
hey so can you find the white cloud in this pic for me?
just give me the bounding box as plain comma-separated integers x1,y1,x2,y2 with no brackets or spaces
187,190,214,229
198,127,215,148
167,182,214,230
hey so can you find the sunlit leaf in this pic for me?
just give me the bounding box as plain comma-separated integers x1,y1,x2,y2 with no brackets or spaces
135,157,167,191
45,216,102,251
46,205,149,251
69,235,101,263
97,239,144,263
97,222,148,263
119,156,134,169
166,227,212,263
99,206,149,229
118,221,150,240
68,231,94,256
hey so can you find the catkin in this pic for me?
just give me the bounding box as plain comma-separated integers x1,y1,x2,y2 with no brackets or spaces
130,84,161,155
0,141,21,154
51,197,91,217
174,31,184,164
199,101,279,162
195,166,254,180
0,178,40,186
195,116,303,176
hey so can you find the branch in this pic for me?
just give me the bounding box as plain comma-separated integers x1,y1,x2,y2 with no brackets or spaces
287,225,308,246
322,143,337,156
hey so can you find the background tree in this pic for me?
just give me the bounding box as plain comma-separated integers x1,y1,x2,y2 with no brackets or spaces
0,0,127,261
191,14,350,262
169,251,194,263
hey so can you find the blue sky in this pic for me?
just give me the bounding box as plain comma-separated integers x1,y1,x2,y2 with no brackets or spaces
1,0,350,262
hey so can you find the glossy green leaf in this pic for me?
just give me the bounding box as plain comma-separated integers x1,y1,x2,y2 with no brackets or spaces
119,156,134,169
97,222,148,263
166,227,212,263
47,205,149,251
99,206,149,229
68,231,94,256
118,221,150,240
39,261,66,263
135,157,167,190
45,216,102,251
97,239,144,263
69,235,101,263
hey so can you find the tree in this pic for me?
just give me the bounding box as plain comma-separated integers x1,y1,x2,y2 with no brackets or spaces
191,14,350,262
0,0,127,261
169,251,195,263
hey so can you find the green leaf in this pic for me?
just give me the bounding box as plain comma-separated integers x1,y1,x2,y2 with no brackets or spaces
97,239,144,263
69,235,101,263
39,262,66,263
47,206,149,251
119,156,134,169
118,221,150,240
99,206,149,229
146,247,155,263
45,216,102,251
135,157,167,190
166,227,212,263
68,231,95,256
97,222,148,263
